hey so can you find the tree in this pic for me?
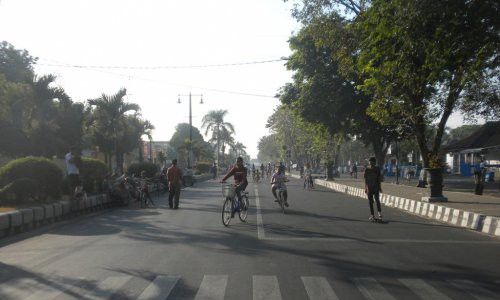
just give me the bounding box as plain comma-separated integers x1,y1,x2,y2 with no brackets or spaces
202,110,235,166
285,0,369,22
87,88,140,172
169,123,206,167
157,151,167,167
0,41,36,83
447,125,482,144
258,134,281,163
1,43,85,158
279,15,400,165
357,0,499,166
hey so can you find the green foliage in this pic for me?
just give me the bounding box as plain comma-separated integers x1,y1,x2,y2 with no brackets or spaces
0,178,37,205
0,41,36,83
127,162,159,178
79,157,108,193
202,110,235,165
195,162,212,174
0,156,63,203
447,125,482,143
258,134,281,163
357,0,499,165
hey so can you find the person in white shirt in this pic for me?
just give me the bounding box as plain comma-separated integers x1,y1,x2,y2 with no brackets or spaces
65,147,81,194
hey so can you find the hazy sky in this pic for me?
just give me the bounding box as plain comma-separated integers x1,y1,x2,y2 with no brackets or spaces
0,0,469,158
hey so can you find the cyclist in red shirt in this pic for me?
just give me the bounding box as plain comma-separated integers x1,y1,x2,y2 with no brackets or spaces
221,157,248,203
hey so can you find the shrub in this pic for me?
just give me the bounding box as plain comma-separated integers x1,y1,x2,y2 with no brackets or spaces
0,178,38,205
195,162,212,174
80,157,108,193
0,156,63,203
127,162,159,178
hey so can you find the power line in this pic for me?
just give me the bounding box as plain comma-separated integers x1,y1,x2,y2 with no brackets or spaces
47,64,277,98
36,58,288,70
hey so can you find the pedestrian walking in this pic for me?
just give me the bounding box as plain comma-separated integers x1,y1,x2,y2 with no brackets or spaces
351,163,358,179
364,157,383,221
211,162,218,180
474,158,487,195
166,159,182,209
65,146,83,197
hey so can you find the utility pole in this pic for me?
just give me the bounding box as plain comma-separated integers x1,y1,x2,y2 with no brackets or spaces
178,93,203,168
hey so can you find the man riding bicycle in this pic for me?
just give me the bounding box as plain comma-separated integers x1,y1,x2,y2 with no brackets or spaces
271,165,289,207
221,157,248,212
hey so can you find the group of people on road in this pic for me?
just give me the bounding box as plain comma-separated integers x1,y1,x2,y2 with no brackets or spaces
66,145,384,221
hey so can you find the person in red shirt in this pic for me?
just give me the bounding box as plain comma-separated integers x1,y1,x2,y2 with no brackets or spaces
166,159,183,209
221,157,248,203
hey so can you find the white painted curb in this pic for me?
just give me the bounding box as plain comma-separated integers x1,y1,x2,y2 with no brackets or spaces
289,173,499,237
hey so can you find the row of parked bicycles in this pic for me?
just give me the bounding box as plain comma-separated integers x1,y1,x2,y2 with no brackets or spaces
108,173,196,208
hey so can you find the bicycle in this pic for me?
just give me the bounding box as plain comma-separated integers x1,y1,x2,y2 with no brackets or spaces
221,184,249,226
139,179,155,208
276,183,287,214
304,175,312,191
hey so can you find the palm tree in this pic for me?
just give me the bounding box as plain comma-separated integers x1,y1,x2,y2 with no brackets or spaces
232,142,247,157
87,88,140,172
202,110,234,167
28,74,74,157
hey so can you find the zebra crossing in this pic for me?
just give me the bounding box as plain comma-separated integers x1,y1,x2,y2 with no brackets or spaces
0,274,498,300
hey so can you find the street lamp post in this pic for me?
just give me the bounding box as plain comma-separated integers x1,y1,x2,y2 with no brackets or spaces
178,92,203,168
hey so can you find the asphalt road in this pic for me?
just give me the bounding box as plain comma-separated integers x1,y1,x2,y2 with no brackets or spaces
0,177,499,300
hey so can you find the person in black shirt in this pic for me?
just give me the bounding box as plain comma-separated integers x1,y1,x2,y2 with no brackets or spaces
364,157,383,221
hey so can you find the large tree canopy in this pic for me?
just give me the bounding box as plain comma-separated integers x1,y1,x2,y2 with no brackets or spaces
357,0,499,165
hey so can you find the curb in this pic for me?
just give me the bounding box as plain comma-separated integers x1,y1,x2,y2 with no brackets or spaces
0,175,214,240
0,193,119,239
290,174,500,237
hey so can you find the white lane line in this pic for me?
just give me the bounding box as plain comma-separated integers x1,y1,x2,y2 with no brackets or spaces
353,277,396,300
254,186,266,240
194,275,228,300
301,276,340,300
137,275,180,300
84,275,131,300
448,279,498,300
399,278,452,300
253,275,282,300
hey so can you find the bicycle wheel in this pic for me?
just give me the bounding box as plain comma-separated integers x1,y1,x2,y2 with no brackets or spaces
238,195,249,222
222,197,232,226
279,191,285,214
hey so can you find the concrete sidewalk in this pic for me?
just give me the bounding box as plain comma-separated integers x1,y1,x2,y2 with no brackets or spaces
336,175,500,217
291,172,500,237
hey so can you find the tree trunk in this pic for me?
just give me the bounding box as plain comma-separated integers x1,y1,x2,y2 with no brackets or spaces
138,140,143,162
414,114,430,167
371,136,388,168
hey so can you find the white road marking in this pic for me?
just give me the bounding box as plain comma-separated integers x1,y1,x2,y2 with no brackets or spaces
399,278,452,300
448,279,498,300
194,275,228,300
137,275,180,300
353,277,397,300
253,275,282,300
254,186,266,240
301,276,340,300
83,275,131,300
